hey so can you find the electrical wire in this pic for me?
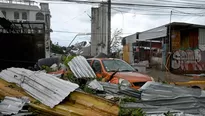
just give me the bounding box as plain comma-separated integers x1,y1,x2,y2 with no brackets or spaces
44,0,205,9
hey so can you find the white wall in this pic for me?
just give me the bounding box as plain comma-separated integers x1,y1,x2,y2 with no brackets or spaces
28,10,37,21
1,8,46,22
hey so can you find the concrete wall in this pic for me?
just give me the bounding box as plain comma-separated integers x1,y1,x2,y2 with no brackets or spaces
91,8,99,56
123,33,137,64
91,4,108,56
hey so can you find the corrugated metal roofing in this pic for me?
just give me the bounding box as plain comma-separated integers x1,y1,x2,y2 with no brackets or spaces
0,68,79,108
68,56,96,78
99,82,141,98
139,82,201,100
122,95,205,116
121,82,205,116
0,96,29,115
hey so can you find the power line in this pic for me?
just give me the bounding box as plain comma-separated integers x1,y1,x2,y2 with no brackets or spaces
52,30,134,34
44,0,205,9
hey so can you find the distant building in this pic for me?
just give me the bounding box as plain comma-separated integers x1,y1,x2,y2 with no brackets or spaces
0,0,51,58
122,22,205,74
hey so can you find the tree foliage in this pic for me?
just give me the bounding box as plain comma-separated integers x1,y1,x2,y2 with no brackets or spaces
51,42,66,54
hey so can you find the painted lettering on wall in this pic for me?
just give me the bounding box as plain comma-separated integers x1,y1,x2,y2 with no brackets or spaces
171,49,205,71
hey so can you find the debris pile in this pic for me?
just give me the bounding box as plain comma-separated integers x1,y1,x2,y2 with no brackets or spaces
122,82,205,116
0,68,79,108
0,96,31,115
0,55,205,116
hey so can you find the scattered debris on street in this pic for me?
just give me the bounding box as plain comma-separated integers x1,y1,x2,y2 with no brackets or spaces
0,55,205,116
0,96,31,115
0,68,79,108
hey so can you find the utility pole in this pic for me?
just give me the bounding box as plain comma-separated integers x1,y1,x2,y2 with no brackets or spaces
107,0,111,55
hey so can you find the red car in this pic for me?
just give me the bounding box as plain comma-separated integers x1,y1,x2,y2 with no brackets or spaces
87,58,154,89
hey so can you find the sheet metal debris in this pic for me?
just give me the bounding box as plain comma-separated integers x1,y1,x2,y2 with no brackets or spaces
0,96,29,115
0,79,119,116
121,82,205,116
0,68,79,108
68,56,96,78
122,95,205,116
99,82,141,98
139,82,201,100
88,79,104,91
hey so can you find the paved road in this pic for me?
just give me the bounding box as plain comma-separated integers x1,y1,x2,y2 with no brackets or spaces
145,68,205,83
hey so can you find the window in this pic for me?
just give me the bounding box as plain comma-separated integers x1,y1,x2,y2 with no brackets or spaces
14,11,19,19
36,12,44,20
2,11,6,18
102,59,136,72
92,60,101,73
22,12,27,20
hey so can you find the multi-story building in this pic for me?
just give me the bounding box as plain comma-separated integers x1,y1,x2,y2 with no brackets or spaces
0,0,51,58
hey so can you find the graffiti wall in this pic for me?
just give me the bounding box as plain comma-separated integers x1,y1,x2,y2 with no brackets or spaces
171,49,205,71
170,29,205,73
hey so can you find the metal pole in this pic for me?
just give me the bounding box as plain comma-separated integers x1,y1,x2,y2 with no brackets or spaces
107,0,111,55
169,10,172,53
150,40,152,59
68,34,78,47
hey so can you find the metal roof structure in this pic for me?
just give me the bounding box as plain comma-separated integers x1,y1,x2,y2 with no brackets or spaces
0,96,29,115
0,68,79,108
68,56,96,78
123,22,205,41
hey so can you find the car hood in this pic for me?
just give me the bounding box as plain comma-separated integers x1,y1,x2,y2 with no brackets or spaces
109,72,152,82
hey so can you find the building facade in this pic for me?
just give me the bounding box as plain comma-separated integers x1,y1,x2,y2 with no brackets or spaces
122,22,205,74
0,0,51,58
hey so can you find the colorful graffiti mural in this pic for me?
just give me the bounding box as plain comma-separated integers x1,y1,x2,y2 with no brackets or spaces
171,49,205,71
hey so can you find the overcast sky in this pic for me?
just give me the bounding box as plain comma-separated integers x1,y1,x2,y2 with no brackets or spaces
49,2,205,46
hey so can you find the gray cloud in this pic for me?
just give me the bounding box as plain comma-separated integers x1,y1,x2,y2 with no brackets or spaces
49,1,205,46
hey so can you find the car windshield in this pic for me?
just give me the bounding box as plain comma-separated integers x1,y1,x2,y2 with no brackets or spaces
102,59,136,72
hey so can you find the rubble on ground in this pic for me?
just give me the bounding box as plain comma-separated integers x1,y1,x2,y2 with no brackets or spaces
0,68,79,108
0,96,31,115
1,55,205,116
122,82,205,116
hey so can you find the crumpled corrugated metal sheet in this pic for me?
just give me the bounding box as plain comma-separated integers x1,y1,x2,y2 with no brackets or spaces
0,79,119,116
139,82,202,100
0,96,29,115
68,56,96,78
99,82,141,98
122,96,205,116
88,79,104,91
121,82,205,116
0,68,79,108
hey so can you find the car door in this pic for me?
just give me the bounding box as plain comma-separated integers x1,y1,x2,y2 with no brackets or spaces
92,60,103,78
